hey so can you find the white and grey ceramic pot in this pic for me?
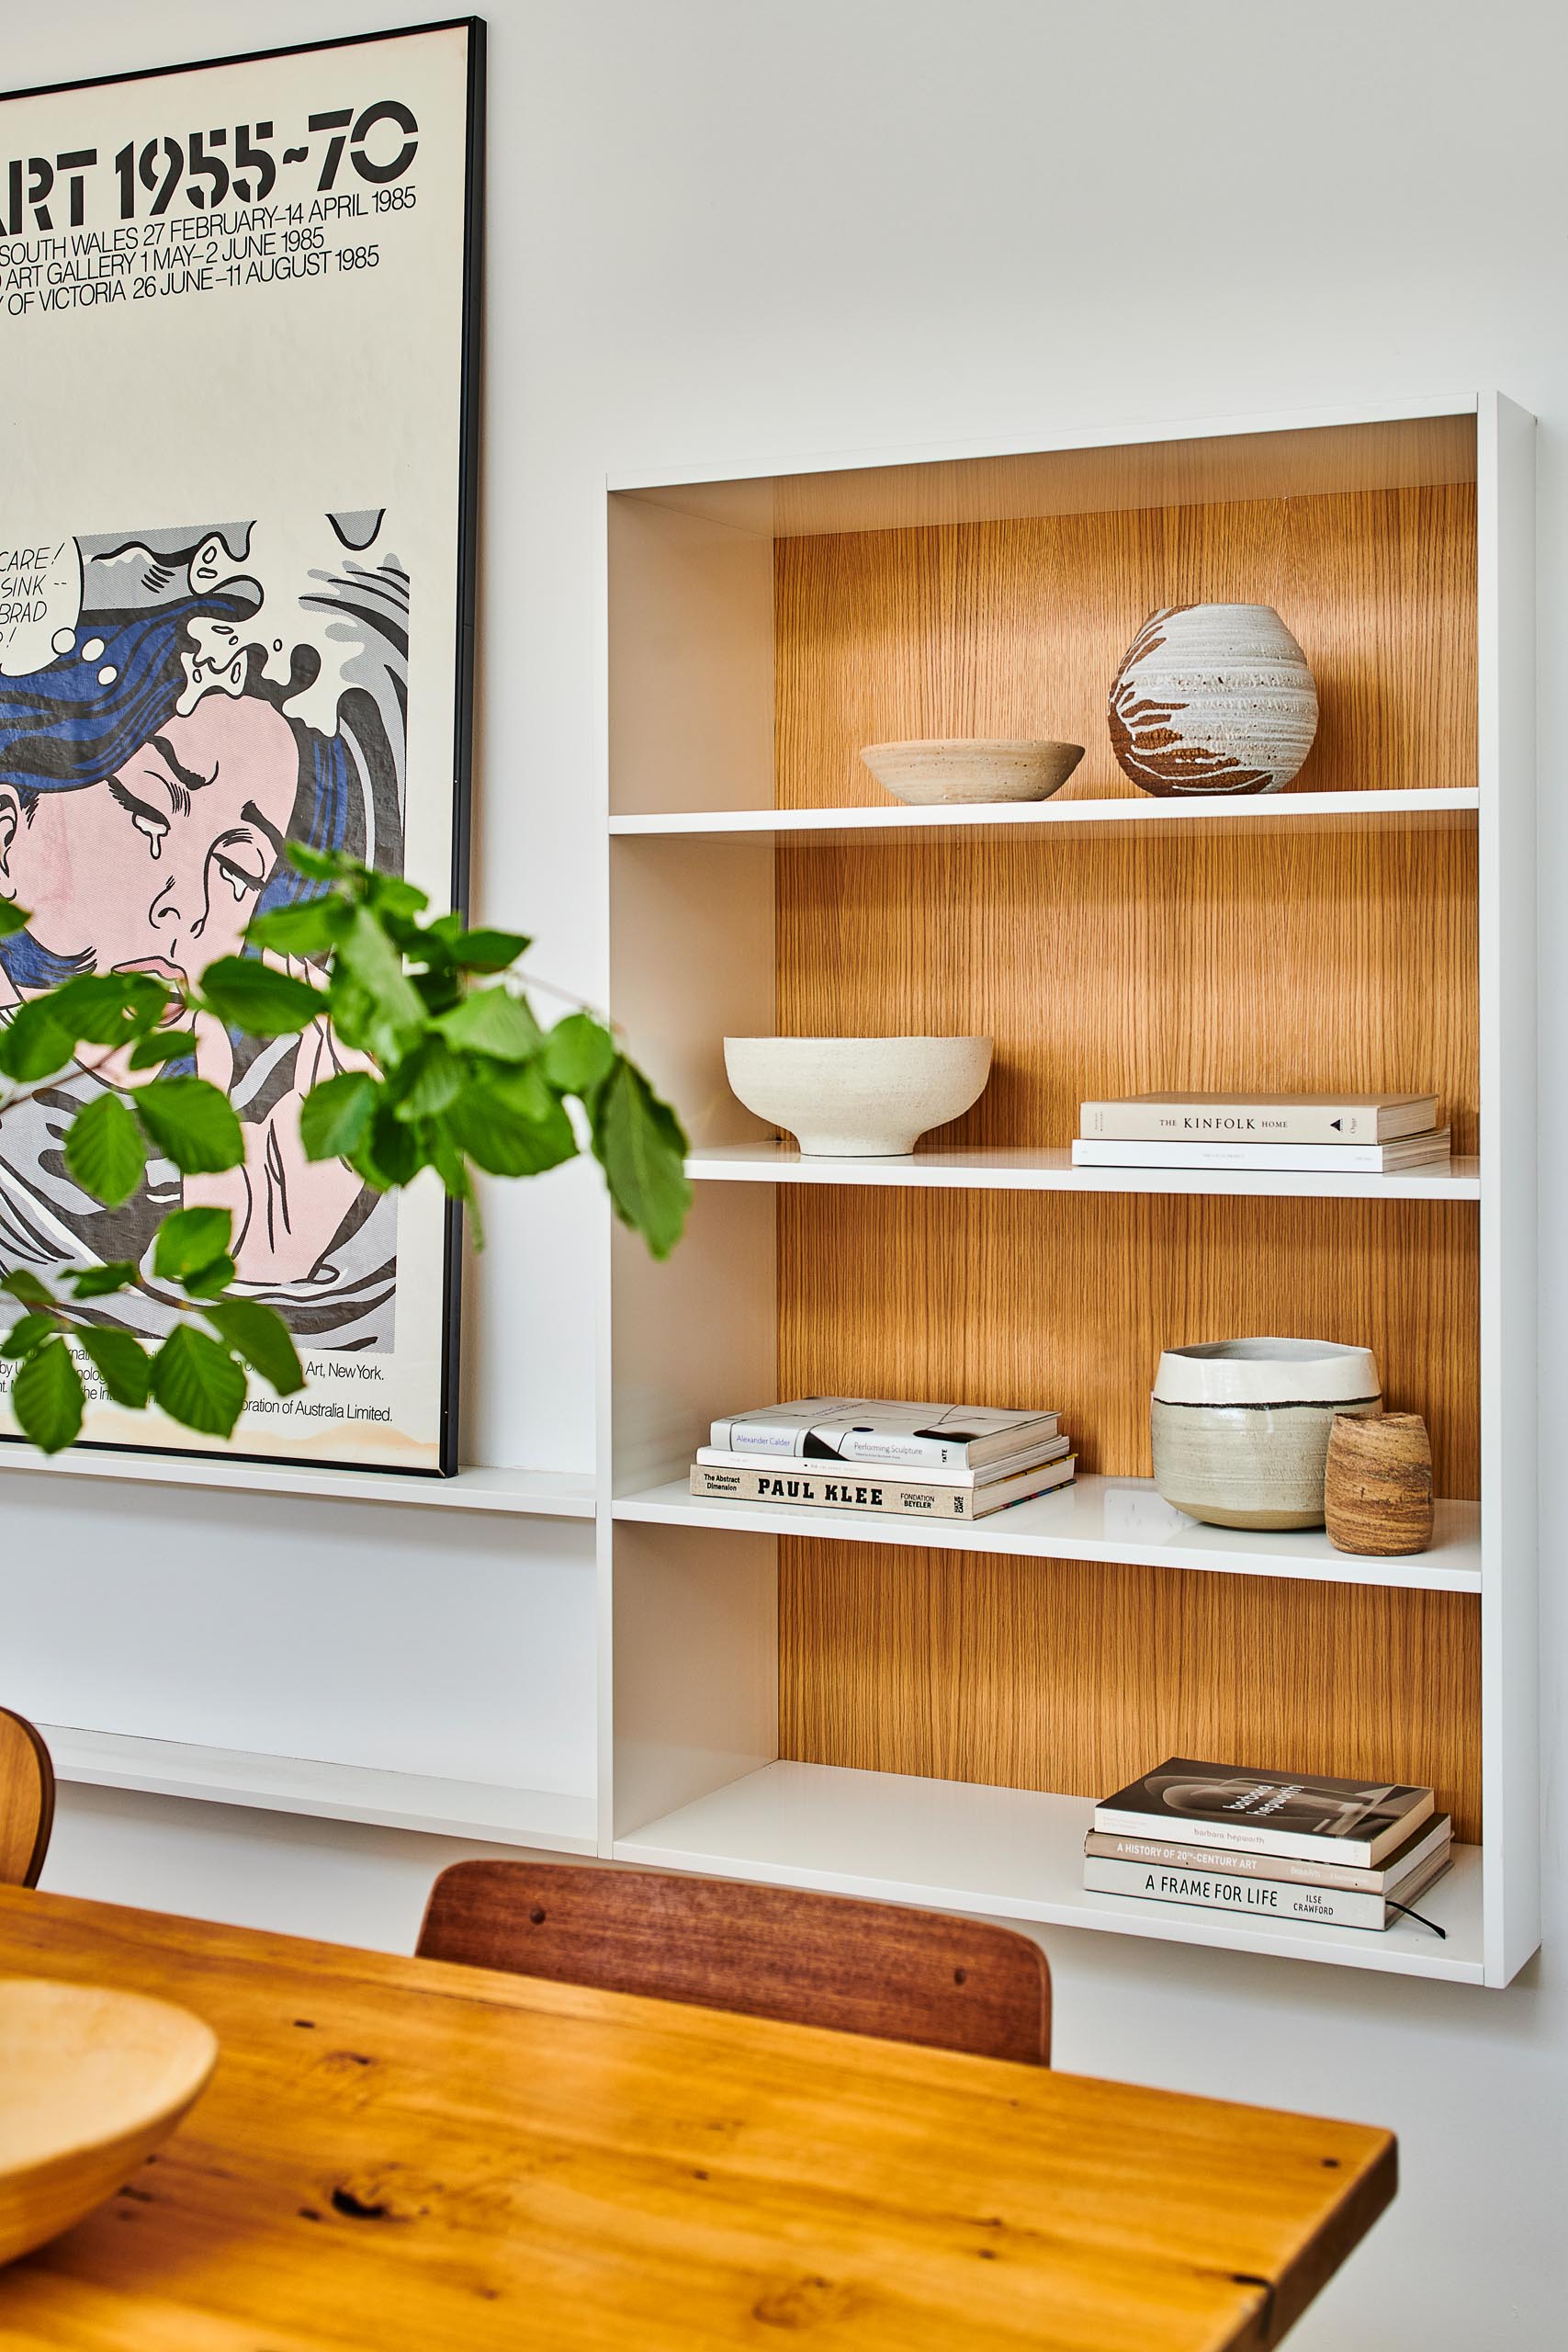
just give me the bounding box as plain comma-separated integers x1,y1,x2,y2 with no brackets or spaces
1108,603,1319,795
1150,1339,1382,1531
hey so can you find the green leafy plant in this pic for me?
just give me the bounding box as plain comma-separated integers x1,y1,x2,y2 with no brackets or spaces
0,848,689,1453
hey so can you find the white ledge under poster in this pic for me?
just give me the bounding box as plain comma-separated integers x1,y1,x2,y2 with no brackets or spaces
0,21,482,1474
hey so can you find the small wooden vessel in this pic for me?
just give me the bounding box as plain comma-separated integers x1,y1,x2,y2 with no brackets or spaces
0,1977,217,2266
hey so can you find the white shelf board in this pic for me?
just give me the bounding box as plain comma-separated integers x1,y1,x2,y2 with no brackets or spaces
615,1761,1483,1983
609,787,1478,844
613,1472,1481,1592
43,1724,599,1851
0,1443,595,1518
686,1144,1482,1204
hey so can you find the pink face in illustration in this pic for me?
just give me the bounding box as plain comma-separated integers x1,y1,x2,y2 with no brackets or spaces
0,694,297,989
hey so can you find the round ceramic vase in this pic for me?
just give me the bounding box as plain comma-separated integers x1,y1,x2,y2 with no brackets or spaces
1150,1339,1382,1531
1108,603,1319,796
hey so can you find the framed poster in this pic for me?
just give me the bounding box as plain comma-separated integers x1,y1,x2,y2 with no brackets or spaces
0,20,483,1475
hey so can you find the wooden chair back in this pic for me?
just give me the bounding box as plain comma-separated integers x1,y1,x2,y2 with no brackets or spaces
0,1709,55,1888
417,1860,1050,2064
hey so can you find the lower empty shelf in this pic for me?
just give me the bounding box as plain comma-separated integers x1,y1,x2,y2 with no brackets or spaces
613,1473,1482,1591
44,1725,599,1851
0,1446,595,1518
615,1760,1483,1983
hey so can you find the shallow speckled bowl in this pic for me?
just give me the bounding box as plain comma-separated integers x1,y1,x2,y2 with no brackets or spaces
860,739,1085,806
724,1035,992,1157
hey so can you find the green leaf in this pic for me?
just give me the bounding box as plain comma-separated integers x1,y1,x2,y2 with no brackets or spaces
543,1012,616,1095
197,957,326,1035
63,1091,148,1206
286,842,363,884
355,1105,423,1187
149,1324,248,1436
77,1326,152,1409
365,871,429,922
448,926,531,972
390,1035,465,1121
126,1027,200,1071
329,907,427,1059
0,900,31,939
202,1299,305,1396
589,1058,692,1260
71,1261,141,1299
133,1077,244,1174
1,1269,54,1306
443,1076,578,1177
1,1310,58,1360
245,897,350,957
46,971,171,1047
152,1205,233,1287
177,1253,238,1301
437,985,545,1063
299,1069,378,1160
0,997,74,1083
12,1337,85,1452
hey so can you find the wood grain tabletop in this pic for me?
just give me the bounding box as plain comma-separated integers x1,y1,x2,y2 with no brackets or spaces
0,1883,1395,2349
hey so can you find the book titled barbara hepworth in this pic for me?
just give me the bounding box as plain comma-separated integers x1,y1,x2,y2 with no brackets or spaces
1092,1758,1435,1868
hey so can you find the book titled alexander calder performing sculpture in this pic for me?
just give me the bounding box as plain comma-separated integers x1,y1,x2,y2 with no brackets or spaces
694,1395,1075,1519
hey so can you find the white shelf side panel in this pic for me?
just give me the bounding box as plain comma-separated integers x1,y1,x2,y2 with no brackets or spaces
685,1145,1482,1204
614,1474,1482,1594
44,1725,599,1852
615,1761,1483,1984
1476,390,1540,1984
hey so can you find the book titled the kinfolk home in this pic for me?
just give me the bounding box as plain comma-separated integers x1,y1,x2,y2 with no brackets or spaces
1078,1092,1442,1145
1092,1759,1436,1869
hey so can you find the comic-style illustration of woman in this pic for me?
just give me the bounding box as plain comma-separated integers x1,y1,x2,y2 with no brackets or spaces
0,520,408,1349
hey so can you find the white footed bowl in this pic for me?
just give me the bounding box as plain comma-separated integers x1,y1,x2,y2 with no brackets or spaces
1150,1339,1382,1531
860,739,1086,807
724,1036,992,1158
1109,603,1318,796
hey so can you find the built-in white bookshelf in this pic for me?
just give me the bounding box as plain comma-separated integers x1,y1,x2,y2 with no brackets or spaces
599,393,1539,1987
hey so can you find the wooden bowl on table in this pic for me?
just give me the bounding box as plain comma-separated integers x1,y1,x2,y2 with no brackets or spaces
0,1977,218,2266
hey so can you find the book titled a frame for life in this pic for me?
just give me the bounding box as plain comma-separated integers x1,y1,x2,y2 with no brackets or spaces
0,22,483,1474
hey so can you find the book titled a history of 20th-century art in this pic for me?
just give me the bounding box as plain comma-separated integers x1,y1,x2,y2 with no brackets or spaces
1083,1813,1452,1896
707,1396,1061,1471
1092,1759,1436,1868
689,1456,1077,1520
1077,1092,1441,1145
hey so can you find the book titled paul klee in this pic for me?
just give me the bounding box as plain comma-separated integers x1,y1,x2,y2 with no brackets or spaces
1092,1758,1435,1868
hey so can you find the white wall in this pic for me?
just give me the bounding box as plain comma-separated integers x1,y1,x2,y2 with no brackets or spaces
11,4,1568,2344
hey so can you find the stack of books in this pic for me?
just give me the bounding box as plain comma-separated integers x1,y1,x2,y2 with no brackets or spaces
689,1396,1076,1522
1084,1757,1452,1934
1073,1091,1450,1175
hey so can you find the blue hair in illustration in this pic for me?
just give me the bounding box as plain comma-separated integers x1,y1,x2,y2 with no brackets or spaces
0,594,352,989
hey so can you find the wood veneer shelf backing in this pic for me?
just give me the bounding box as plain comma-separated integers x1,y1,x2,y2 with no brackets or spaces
779,1550,1482,1846
771,475,1483,1837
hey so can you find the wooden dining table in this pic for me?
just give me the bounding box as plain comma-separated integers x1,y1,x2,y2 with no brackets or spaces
0,1883,1393,2349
